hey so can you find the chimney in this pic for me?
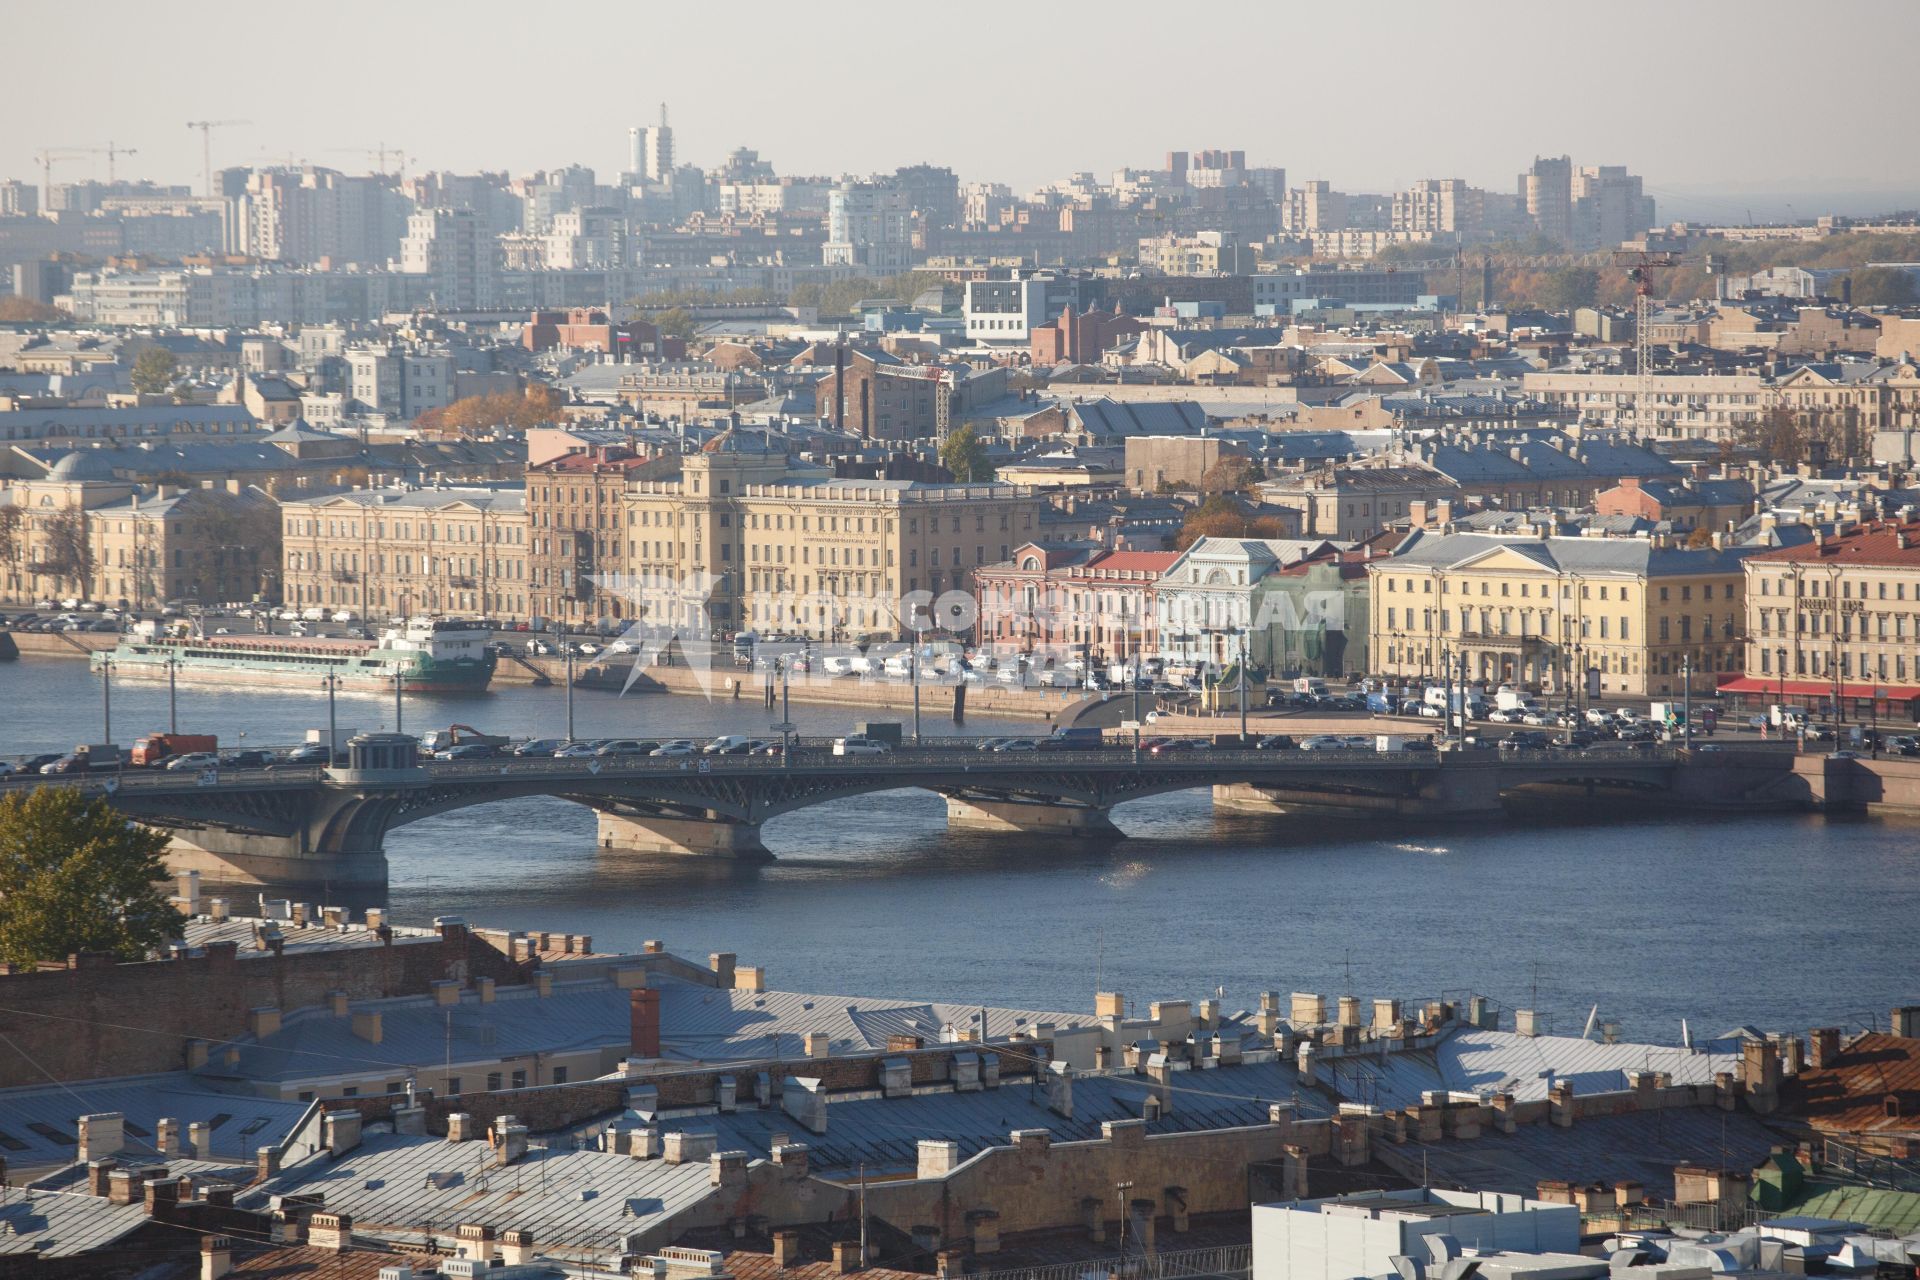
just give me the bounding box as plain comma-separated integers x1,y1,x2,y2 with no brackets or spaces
1810,1027,1842,1069
736,965,767,992
1514,1009,1541,1037
1892,1007,1920,1040
534,971,553,997
446,1112,476,1143
709,1149,749,1188
324,1109,362,1157
206,897,229,921
457,1223,497,1263
307,1211,353,1252
833,1240,864,1273
773,1230,803,1268
107,1168,140,1205
709,952,737,987
201,1235,234,1280
351,1010,382,1043
501,1229,536,1267
804,1030,830,1058
77,1112,125,1161
87,1159,117,1197
487,1117,528,1165
431,979,459,1007
156,1118,181,1158
1095,991,1125,1019
629,987,662,1058
328,990,349,1017
477,976,496,1003
188,1121,210,1156
248,1007,281,1038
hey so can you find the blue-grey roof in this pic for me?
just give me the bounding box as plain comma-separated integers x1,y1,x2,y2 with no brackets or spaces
0,1071,310,1169
633,1056,1324,1178
1384,1103,1784,1200
1386,529,1760,576
1066,398,1208,439
1320,1026,1737,1109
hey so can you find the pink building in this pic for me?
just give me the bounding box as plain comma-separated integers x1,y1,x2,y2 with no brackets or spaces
974,541,1176,660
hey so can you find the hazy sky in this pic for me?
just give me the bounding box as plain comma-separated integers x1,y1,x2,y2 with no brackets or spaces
10,0,1919,217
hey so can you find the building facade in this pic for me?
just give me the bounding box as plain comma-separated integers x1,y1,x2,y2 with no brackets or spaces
973,544,1175,660
280,486,528,620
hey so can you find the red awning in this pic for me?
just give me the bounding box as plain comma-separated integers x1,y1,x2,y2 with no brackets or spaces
1715,676,1920,701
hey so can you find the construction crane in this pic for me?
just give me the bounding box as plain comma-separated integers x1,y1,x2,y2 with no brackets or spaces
98,140,138,184
1611,249,1723,436
185,119,251,197
326,143,408,176
33,148,92,208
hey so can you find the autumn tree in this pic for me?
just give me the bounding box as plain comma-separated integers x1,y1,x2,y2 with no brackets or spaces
1174,494,1294,550
0,504,20,568
0,297,67,323
1197,455,1262,495
194,491,283,602
413,384,565,436
39,506,93,593
940,426,991,481
131,347,178,396
0,788,177,967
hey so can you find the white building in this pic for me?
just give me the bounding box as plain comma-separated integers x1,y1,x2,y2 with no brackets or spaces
1155,537,1341,668
1253,1189,1584,1280
824,180,914,273
346,346,456,422
396,208,495,310
961,269,1086,346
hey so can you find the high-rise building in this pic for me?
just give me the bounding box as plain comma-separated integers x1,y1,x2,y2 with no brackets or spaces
893,164,960,229
825,180,914,273
1572,165,1654,251
237,167,410,266
0,179,39,216
396,208,495,311
1520,155,1574,245
629,105,674,182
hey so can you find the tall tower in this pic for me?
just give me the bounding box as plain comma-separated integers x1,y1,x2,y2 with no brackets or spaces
643,104,674,182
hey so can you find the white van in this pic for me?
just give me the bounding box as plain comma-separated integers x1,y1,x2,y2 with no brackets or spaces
300,606,326,621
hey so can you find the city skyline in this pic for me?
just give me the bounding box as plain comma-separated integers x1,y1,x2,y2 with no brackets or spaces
9,0,1920,214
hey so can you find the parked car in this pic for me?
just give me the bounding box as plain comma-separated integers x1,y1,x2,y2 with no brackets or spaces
551,741,601,758
220,750,272,770
832,736,890,756
1256,734,1298,750
1499,731,1552,751
281,743,332,765
991,738,1039,753
1298,734,1350,750
514,738,565,757
975,737,1013,752
434,743,497,760
41,754,90,774
650,740,700,757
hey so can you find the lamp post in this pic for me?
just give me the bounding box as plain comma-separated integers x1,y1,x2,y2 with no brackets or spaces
1775,646,1787,742
1237,627,1249,743
166,656,180,735
392,669,404,735
100,657,113,745
323,672,339,764
1872,686,1886,758
1681,652,1693,750
564,635,576,743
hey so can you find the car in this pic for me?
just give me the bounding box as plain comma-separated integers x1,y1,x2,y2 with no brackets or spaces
597,739,659,757
41,754,89,774
1827,749,1865,760
484,641,520,657
551,741,601,758
280,743,333,766
1298,734,1351,750
514,738,565,757
1521,710,1553,727
1887,735,1920,757
832,736,890,756
16,753,58,775
1499,731,1552,751
528,640,557,656
752,741,787,757
1256,734,1298,750
992,738,1039,752
0,761,16,776
703,736,755,755
1802,723,1837,742
219,750,271,770
650,740,700,757
1401,737,1436,752
975,737,1012,752
163,751,222,772
1148,737,1206,755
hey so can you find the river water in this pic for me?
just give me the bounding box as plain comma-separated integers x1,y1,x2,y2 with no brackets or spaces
3,658,1915,1039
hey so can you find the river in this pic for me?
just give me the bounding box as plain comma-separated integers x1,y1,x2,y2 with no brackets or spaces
2,657,1915,1038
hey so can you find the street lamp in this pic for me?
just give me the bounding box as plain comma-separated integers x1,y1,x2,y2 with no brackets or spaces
391,669,404,735
100,657,114,745
1775,646,1787,740
166,656,180,735
323,672,340,764
1681,652,1693,750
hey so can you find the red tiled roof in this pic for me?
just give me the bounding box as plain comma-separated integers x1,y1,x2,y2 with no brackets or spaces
1747,520,1920,567
1081,550,1178,573
1784,1032,1920,1136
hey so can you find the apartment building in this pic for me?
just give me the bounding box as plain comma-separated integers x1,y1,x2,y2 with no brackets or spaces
1738,519,1920,714
973,544,1176,659
1520,371,1768,441
1369,529,1754,696
280,486,528,619
617,445,1045,641
526,447,662,626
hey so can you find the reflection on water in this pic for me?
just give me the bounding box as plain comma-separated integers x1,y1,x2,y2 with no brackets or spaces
4,659,1918,1035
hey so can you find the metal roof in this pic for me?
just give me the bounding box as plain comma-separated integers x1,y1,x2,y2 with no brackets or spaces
0,1181,150,1257
1321,1027,1735,1110
243,1131,718,1254
0,1072,309,1169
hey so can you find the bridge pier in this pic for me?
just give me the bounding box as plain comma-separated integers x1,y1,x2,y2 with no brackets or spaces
944,795,1119,838
595,810,773,860
1212,767,1507,821
162,830,390,890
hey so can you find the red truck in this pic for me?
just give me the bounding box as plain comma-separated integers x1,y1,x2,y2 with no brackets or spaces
130,733,218,767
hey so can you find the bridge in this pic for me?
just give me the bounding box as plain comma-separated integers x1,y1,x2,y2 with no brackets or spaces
0,738,1799,888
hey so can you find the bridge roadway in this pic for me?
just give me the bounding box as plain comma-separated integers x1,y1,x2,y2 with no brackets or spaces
0,741,1798,888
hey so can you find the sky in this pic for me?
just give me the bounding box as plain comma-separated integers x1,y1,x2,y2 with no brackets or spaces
9,0,1919,219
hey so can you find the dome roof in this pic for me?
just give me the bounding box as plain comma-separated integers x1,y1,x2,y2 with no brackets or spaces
47,449,121,482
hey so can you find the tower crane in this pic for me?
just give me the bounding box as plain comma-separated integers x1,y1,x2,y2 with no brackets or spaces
1611,249,1724,436
326,143,409,176
99,141,138,184
185,120,251,196
33,148,91,208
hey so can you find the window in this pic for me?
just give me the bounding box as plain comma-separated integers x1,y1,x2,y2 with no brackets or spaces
511,1070,527,1089
446,1077,461,1095
552,1067,568,1084
486,1072,502,1091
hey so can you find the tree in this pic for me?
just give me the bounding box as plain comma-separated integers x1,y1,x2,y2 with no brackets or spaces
652,307,697,340
1539,266,1599,312
40,506,92,593
1198,455,1262,495
1846,266,1919,307
0,504,20,567
940,426,991,481
413,384,565,435
1174,494,1294,550
0,788,177,967
0,297,66,323
130,348,178,397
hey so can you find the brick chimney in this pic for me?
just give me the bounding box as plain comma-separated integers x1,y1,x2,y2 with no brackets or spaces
773,1230,802,1268
630,987,662,1058
307,1211,352,1252
1810,1027,1842,1069
200,1235,233,1280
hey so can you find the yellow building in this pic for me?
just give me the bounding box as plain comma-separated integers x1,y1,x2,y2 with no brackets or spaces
612,446,1046,641
280,486,528,620
1368,529,1754,697
1736,518,1920,715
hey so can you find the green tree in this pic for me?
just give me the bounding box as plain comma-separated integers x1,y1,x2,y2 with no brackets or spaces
1846,266,1918,307
652,307,697,340
1539,266,1600,312
0,789,177,967
940,426,991,481
130,348,178,396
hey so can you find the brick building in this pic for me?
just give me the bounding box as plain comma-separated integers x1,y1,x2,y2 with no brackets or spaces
812,349,1008,442
973,542,1176,660
527,446,662,626
1028,303,1146,366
